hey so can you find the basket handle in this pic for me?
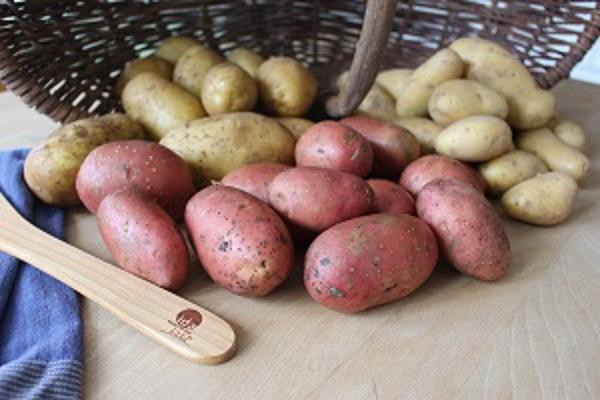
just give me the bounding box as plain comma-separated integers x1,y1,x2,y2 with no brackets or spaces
326,0,398,118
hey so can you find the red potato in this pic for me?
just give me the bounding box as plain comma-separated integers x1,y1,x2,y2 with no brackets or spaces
220,163,291,203
399,154,486,196
97,189,189,290
76,140,195,220
304,213,438,313
185,186,294,296
268,167,373,232
295,120,374,177
367,179,415,216
416,178,511,281
340,115,420,179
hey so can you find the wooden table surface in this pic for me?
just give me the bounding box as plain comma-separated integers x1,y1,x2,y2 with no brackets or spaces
1,80,599,400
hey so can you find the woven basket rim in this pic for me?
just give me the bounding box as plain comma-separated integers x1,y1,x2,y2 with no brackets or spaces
1,1,599,123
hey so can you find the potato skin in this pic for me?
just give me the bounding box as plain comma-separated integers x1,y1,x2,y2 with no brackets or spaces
400,154,486,196
295,121,374,177
428,79,509,126
304,213,438,313
115,56,173,96
24,113,145,206
367,179,415,216
97,189,189,290
395,49,465,118
501,172,577,226
89,113,147,139
393,117,442,154
155,36,199,64
173,45,223,97
337,72,396,121
76,140,195,220
159,112,295,184
478,150,548,195
516,128,589,181
220,163,291,203
353,83,396,122
122,72,205,140
201,62,258,115
256,57,317,117
185,186,294,296
268,167,374,232
450,37,555,129
416,179,511,281
435,115,513,162
340,116,420,179
375,68,413,99
276,117,314,140
551,120,586,150
226,47,265,77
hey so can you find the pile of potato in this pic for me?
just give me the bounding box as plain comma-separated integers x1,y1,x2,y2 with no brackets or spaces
348,37,589,226
20,35,590,314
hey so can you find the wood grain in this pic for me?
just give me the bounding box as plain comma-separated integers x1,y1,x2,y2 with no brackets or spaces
326,0,398,117
0,80,598,399
0,194,236,365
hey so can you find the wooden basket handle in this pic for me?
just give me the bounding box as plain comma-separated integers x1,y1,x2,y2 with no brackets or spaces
326,0,398,118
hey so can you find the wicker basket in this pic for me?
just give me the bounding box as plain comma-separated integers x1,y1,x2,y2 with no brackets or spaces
0,1,598,123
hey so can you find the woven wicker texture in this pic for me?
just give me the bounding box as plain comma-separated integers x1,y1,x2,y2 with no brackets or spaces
0,0,598,123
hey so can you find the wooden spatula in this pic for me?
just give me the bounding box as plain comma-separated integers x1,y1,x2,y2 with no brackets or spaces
0,193,236,365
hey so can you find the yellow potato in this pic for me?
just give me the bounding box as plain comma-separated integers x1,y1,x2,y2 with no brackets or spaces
375,68,413,99
434,116,513,162
428,79,509,126
552,119,586,150
395,49,464,118
226,47,265,77
450,37,555,130
516,128,589,181
115,56,173,96
159,112,295,184
24,114,145,206
393,117,442,154
501,172,577,226
201,62,258,115
276,117,314,140
337,72,396,121
354,83,396,121
173,45,223,97
256,57,317,117
479,150,548,195
155,36,199,64
122,72,206,140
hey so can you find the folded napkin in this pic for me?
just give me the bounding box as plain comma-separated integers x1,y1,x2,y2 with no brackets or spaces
0,149,83,400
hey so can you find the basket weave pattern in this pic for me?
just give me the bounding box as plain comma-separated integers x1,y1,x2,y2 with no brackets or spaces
0,0,598,123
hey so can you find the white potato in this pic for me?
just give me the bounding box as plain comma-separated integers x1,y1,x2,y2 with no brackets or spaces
479,150,548,195
337,72,396,121
375,68,413,99
552,119,586,150
501,172,577,226
393,117,442,154
428,79,509,126
173,45,223,97
450,37,555,130
226,47,265,77
434,115,513,162
256,57,317,117
516,128,589,181
395,49,464,118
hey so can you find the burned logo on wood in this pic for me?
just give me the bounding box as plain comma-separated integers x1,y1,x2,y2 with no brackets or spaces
163,308,203,344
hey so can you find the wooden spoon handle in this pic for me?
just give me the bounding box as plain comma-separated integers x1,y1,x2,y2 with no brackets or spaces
326,0,398,117
0,194,236,365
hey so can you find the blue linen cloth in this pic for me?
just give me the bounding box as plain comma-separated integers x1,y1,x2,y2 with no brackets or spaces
0,149,83,400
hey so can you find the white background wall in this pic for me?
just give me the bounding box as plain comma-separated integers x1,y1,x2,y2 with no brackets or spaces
571,38,600,84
